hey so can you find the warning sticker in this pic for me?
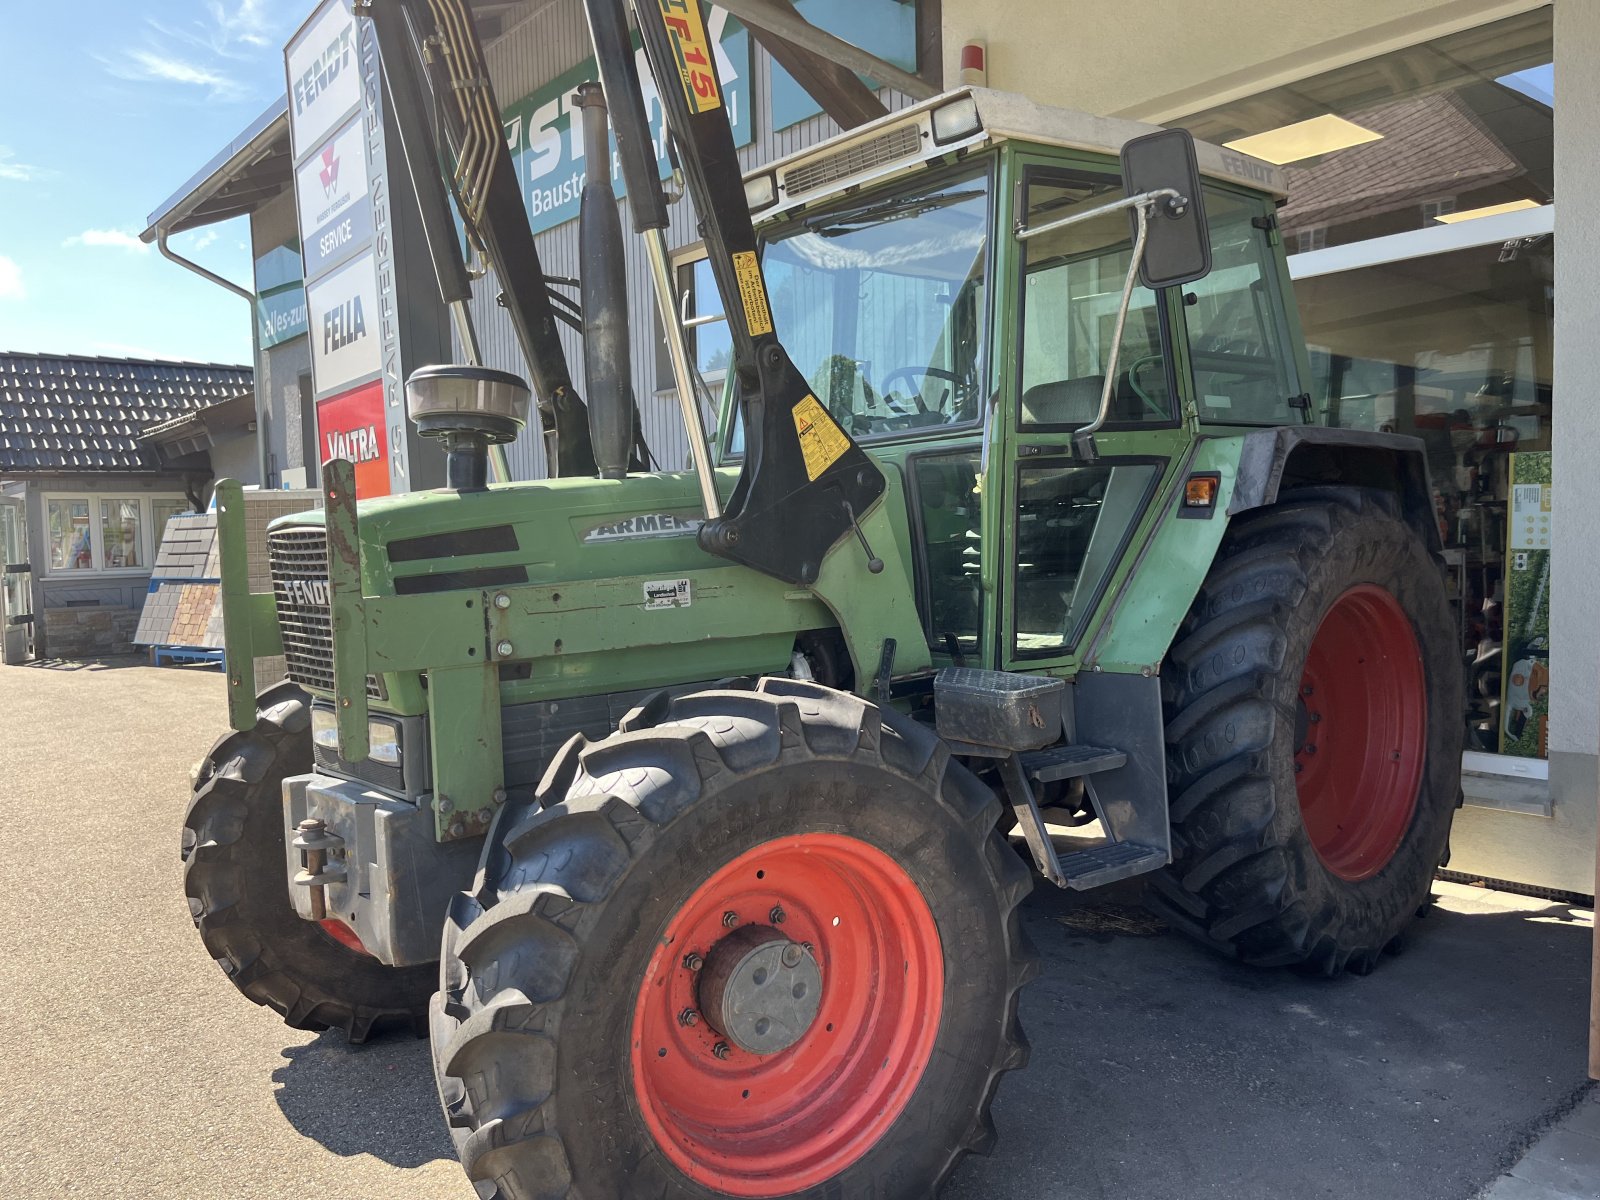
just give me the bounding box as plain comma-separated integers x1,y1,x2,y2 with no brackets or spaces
657,0,722,113
643,578,693,610
791,394,850,481
731,251,773,337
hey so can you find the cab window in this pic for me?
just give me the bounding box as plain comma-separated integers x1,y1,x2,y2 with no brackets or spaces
751,170,991,442
1018,170,1175,429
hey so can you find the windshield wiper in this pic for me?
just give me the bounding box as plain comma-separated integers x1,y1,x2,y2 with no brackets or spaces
805,188,986,238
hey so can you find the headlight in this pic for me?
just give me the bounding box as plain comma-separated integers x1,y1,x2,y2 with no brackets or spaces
311,706,402,767
744,172,777,212
311,706,339,750
366,718,402,767
931,96,982,146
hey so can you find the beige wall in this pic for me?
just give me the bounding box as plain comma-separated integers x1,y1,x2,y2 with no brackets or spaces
941,0,1547,121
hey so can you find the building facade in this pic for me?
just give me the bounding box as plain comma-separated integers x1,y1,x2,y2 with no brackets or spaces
147,0,1589,893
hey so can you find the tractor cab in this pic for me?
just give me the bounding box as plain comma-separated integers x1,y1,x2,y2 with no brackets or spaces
722,88,1308,673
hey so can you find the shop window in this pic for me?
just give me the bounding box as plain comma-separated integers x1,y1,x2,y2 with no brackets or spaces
1176,6,1554,765
100,500,144,570
47,499,92,571
42,494,183,574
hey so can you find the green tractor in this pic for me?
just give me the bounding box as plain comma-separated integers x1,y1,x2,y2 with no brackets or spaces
183,1,1461,1196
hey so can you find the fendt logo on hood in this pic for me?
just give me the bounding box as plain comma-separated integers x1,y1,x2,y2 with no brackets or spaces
285,578,331,608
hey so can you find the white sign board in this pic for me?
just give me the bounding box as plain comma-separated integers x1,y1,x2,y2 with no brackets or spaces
286,0,361,161
294,113,374,277
306,250,382,396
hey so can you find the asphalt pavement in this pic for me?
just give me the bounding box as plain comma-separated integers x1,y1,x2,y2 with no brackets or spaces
1,658,1594,1199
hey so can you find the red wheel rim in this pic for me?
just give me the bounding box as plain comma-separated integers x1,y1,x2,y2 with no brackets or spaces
631,833,944,1197
1295,584,1427,881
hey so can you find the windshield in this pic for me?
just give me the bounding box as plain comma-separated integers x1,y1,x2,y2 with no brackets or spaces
733,170,990,447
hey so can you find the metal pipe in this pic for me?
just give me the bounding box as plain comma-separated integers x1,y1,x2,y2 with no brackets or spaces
1080,202,1153,445
644,228,721,518
575,81,635,481
713,0,935,100
158,230,269,488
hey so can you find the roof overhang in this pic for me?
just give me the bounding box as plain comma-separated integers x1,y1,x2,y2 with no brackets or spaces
141,98,292,242
140,391,258,460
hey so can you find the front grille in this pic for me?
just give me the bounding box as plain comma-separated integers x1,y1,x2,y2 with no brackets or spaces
782,123,924,196
268,527,383,698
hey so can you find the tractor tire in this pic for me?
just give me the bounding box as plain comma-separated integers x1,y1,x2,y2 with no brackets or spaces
181,681,435,1042
1150,487,1463,976
431,677,1035,1200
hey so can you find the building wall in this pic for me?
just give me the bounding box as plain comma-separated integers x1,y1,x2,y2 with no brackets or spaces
941,0,1549,120
471,0,913,478
20,473,192,659
252,189,316,489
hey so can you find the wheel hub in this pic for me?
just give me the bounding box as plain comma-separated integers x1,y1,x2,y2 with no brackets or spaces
699,924,822,1055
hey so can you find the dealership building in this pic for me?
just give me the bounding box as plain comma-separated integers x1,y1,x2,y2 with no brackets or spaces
142,0,1588,894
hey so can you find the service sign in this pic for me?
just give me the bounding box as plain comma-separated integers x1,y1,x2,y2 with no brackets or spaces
295,113,374,277
502,13,750,236
285,0,360,161
305,250,381,396
317,379,390,498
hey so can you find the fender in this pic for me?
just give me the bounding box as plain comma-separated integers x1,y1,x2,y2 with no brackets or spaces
1230,426,1442,553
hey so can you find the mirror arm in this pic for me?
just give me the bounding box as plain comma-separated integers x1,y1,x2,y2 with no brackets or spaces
1071,198,1157,460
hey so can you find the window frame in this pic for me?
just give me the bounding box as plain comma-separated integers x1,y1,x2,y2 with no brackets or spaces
1013,162,1186,436
722,158,1000,459
1007,453,1169,661
39,492,186,577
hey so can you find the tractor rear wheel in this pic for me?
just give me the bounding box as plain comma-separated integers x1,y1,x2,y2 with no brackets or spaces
430,677,1035,1200
1151,488,1462,975
181,681,435,1041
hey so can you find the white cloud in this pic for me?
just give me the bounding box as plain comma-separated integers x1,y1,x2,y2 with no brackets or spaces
192,229,220,251
64,229,150,252
0,147,43,183
109,1,286,97
0,256,23,301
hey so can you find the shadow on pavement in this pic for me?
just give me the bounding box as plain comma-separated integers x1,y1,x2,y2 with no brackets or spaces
271,1027,454,1168
946,881,1596,1200
16,653,154,672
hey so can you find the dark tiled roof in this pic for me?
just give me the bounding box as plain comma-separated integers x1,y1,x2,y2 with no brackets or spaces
0,351,252,474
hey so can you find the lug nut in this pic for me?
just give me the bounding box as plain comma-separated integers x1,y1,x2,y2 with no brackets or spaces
769,905,785,925
712,1041,731,1060
722,910,739,928
678,1008,699,1027
683,952,704,972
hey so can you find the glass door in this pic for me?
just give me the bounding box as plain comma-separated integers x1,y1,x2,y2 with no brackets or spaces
1,496,33,663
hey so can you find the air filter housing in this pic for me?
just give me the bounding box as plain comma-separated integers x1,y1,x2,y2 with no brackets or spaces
406,364,529,491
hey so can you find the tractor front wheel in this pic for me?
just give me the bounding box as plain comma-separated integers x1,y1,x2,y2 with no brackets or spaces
1152,488,1463,975
181,682,435,1041
430,677,1035,1200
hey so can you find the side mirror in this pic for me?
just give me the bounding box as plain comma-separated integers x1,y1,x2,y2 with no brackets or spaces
1121,129,1211,290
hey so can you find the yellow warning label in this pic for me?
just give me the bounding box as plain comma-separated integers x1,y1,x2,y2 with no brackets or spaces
731,250,774,337
792,394,850,481
657,0,722,114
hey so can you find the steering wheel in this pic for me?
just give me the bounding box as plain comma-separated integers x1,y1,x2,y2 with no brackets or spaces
1124,354,1167,419
879,366,964,416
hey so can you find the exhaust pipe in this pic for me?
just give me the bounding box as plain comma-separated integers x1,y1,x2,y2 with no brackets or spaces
574,81,635,480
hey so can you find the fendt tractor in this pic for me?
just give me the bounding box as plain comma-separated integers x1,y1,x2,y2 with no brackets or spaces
182,0,1462,1196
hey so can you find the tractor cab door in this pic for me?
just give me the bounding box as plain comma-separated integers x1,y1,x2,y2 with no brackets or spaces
996,155,1197,672
1,495,33,664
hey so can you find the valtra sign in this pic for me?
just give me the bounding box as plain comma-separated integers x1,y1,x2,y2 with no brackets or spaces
317,380,390,498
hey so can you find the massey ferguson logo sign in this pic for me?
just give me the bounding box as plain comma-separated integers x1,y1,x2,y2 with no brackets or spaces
285,578,331,608
295,115,372,277
319,145,340,196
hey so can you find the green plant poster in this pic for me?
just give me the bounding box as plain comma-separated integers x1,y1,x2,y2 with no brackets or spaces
1500,450,1551,758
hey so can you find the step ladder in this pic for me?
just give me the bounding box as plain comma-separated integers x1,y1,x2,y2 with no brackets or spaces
935,667,1169,892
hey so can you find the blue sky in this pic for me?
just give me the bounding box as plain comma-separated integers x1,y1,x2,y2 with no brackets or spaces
0,1,297,365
